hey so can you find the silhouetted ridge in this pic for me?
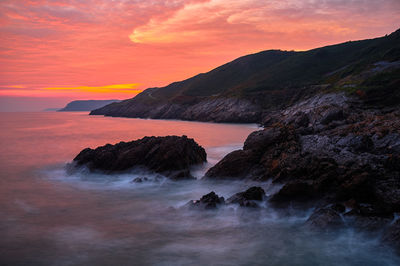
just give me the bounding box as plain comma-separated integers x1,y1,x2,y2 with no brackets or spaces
91,29,400,123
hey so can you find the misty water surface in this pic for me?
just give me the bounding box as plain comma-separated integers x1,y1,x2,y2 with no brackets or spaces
0,112,399,266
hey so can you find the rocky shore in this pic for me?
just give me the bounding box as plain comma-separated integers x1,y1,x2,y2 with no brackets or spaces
90,97,262,123
202,92,400,251
73,91,400,252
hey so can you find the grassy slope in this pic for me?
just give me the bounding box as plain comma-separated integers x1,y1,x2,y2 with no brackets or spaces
93,29,400,115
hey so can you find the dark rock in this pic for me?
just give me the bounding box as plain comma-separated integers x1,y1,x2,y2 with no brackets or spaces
344,204,394,231
243,127,282,151
185,192,225,210
226,186,265,207
205,125,299,180
305,207,344,231
294,112,310,128
331,203,346,213
72,135,207,179
132,177,150,183
204,150,260,179
269,181,316,204
382,219,400,253
375,177,400,212
320,109,345,125
132,177,143,183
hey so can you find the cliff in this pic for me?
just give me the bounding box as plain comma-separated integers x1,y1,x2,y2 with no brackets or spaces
91,29,400,123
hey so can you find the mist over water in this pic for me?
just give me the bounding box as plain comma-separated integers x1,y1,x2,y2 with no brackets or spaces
1,112,399,265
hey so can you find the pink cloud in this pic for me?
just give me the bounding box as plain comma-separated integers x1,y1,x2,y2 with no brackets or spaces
0,0,398,103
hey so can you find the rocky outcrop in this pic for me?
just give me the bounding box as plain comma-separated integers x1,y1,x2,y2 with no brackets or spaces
305,207,345,231
204,92,400,245
226,186,266,207
185,192,225,210
72,135,207,179
91,97,262,123
185,187,266,210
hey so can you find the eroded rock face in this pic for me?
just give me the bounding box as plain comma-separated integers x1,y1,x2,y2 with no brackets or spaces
72,135,207,179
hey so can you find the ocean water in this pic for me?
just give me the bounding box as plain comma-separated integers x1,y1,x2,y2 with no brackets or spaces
0,112,399,266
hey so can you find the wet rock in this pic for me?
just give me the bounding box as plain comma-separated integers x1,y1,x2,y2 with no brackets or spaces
203,92,399,239
269,181,316,204
226,187,265,208
305,207,344,231
344,204,394,232
132,177,146,183
204,150,261,179
72,135,207,179
374,177,400,211
382,219,400,253
185,192,225,210
205,125,299,180
331,203,346,213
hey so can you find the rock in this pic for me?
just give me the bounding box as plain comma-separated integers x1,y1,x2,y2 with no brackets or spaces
204,125,299,180
226,187,265,207
72,135,207,179
204,150,261,179
305,207,344,231
293,112,310,128
269,181,316,204
132,177,144,183
243,127,282,151
185,192,225,210
132,177,150,183
320,108,345,125
344,204,394,231
204,92,399,240
382,219,400,253
331,203,346,213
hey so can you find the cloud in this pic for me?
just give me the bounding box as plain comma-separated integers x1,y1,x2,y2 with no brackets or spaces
0,0,398,102
129,0,400,44
42,83,142,94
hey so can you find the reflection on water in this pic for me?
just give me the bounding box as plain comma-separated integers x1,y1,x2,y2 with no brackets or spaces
0,112,399,265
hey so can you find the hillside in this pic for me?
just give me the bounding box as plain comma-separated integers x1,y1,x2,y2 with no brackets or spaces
91,29,400,123
59,100,120,112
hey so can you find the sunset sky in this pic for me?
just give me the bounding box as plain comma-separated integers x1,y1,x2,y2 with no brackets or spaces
0,0,399,110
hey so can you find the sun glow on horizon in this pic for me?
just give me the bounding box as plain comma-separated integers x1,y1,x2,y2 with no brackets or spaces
0,0,398,110
42,83,142,94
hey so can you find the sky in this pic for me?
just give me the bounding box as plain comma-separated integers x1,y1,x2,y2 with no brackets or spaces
0,0,399,111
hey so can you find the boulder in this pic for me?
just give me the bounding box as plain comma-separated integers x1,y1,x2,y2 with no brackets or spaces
185,192,225,210
305,207,344,231
204,150,261,179
72,135,207,179
226,187,265,207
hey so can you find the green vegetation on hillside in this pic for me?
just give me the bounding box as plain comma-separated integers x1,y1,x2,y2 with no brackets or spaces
93,28,400,116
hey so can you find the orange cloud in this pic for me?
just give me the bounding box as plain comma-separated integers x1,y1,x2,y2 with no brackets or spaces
0,0,399,105
42,83,142,94
129,0,399,44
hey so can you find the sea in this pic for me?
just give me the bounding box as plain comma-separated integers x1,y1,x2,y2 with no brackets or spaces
0,112,399,265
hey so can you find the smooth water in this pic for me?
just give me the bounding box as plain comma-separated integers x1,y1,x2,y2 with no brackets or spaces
0,112,399,266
